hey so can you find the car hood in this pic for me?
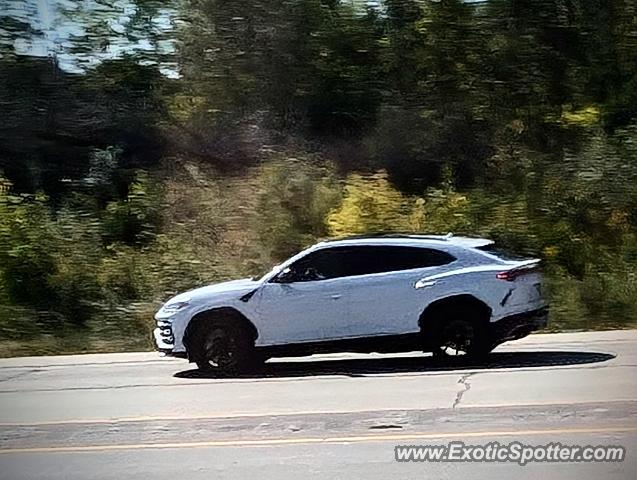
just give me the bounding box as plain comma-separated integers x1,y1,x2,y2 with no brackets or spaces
168,278,261,304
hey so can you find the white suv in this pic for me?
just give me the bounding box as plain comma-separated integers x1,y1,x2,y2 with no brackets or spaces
154,234,547,373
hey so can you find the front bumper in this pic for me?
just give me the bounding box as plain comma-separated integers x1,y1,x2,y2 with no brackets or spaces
153,319,175,353
153,328,173,352
490,307,548,344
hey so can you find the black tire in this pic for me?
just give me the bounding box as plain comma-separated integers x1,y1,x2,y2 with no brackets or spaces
430,306,492,360
192,322,258,375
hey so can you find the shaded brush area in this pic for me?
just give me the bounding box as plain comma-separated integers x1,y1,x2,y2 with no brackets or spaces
1,0,636,356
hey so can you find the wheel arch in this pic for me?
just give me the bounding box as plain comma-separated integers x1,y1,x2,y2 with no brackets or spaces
418,294,492,341
182,307,259,359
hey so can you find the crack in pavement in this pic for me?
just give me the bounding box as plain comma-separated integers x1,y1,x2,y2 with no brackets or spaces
452,373,474,409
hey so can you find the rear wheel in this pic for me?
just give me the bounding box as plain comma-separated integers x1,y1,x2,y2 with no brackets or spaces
430,307,492,360
192,323,258,375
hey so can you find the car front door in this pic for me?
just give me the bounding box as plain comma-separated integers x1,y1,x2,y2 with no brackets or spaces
253,248,351,345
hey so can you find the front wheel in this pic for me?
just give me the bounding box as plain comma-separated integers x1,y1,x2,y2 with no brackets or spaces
193,323,258,375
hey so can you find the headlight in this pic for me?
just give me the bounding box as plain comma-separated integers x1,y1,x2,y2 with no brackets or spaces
162,301,190,313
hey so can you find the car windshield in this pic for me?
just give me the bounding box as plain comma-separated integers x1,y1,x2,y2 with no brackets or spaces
252,264,282,281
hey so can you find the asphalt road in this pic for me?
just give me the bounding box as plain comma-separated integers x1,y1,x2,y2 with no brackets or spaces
0,330,636,479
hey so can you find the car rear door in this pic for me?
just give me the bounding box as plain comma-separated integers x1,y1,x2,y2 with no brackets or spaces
342,246,457,338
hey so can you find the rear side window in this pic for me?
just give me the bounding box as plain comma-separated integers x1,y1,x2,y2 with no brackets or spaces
341,246,455,277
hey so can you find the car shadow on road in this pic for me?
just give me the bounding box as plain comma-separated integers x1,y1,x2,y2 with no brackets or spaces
174,350,616,380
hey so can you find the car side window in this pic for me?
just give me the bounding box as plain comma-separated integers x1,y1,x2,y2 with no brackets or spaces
405,247,456,268
340,246,455,277
276,249,345,282
275,245,455,282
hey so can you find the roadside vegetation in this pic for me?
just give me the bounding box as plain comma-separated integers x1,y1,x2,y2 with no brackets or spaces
1,0,636,356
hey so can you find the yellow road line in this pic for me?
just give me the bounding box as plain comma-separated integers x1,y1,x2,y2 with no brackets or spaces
1,426,635,454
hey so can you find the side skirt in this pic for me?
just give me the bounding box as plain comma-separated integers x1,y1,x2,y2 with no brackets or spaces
257,332,424,358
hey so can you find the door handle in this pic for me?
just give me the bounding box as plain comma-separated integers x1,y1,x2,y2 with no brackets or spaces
415,280,437,289
330,294,342,300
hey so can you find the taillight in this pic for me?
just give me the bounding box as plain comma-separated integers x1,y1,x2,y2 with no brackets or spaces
496,263,540,281
496,271,519,281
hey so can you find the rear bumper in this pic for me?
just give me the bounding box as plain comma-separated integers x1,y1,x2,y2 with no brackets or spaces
490,307,548,344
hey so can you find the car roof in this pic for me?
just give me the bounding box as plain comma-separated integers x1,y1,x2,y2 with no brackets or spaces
315,233,493,250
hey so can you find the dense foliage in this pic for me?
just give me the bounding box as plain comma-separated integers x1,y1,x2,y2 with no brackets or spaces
1,0,636,355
